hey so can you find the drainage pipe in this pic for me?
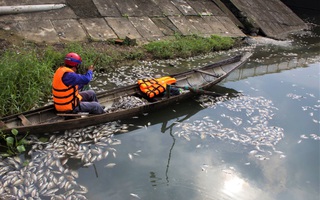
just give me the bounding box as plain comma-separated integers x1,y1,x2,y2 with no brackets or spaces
0,4,66,15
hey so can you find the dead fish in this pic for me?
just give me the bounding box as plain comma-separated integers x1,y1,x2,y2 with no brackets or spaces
103,151,109,158
70,170,79,178
61,157,69,165
300,134,308,139
83,162,93,167
128,153,133,160
76,185,88,194
249,150,258,155
280,155,286,158
105,163,116,168
130,193,141,199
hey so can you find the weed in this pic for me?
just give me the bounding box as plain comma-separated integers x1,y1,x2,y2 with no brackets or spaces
0,129,28,157
0,49,53,116
143,34,234,59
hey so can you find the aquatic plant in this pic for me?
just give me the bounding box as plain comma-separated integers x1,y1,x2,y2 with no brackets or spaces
0,129,28,157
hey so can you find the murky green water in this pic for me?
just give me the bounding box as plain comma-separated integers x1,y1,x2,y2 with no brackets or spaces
1,14,319,200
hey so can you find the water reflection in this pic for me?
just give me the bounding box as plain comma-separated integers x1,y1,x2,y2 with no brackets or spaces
225,54,320,83
165,127,175,184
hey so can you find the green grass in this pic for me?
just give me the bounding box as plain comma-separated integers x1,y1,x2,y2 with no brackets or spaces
0,34,236,117
0,49,53,116
143,34,235,59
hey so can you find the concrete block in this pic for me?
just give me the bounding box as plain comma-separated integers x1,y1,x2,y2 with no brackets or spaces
151,17,181,36
228,0,307,39
151,0,182,16
187,0,224,16
105,17,142,39
67,0,100,18
185,16,215,36
113,0,142,16
203,16,229,35
93,0,121,17
51,19,87,42
216,16,245,37
169,16,199,35
129,17,164,38
171,0,198,16
80,18,117,41
113,0,162,17
134,0,163,16
17,20,59,43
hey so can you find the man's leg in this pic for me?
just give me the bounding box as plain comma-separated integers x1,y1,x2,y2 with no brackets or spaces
74,101,105,114
75,90,105,114
79,90,98,102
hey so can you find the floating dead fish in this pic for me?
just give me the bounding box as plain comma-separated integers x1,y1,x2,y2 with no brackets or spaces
130,193,141,199
175,94,285,161
280,154,286,158
0,122,127,198
105,163,116,168
300,134,309,139
128,153,133,160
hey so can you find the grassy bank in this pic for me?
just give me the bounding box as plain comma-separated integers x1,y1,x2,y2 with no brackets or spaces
0,34,236,117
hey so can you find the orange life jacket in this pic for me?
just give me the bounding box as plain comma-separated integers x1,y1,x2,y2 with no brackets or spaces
138,76,176,98
52,67,82,112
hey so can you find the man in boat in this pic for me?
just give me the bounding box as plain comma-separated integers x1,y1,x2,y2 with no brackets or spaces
52,52,105,114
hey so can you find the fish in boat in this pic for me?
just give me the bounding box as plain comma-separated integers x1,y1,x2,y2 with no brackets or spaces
0,53,252,134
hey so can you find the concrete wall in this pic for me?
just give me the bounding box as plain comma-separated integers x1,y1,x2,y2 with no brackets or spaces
0,0,308,44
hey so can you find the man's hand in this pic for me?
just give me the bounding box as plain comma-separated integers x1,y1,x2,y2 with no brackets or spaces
88,65,95,71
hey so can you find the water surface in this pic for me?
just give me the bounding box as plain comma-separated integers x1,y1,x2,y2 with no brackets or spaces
0,16,319,200
78,30,320,200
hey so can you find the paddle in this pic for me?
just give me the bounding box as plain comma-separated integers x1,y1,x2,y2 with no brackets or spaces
168,85,225,97
92,56,100,68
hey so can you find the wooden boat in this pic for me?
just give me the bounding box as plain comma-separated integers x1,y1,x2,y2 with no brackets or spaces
0,53,252,134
